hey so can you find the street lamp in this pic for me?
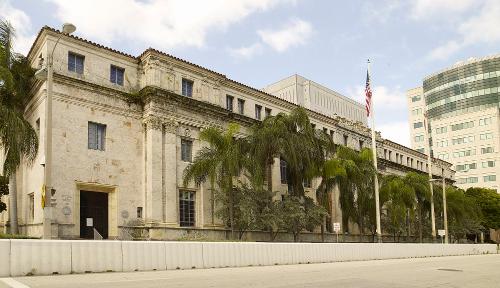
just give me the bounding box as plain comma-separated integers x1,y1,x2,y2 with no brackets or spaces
430,177,448,244
36,23,76,239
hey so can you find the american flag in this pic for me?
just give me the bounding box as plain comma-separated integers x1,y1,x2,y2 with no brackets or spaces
365,70,372,117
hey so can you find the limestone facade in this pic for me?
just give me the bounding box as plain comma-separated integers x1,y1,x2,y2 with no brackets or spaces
0,27,454,239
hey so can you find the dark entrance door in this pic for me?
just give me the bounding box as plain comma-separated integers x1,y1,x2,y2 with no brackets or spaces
80,191,108,239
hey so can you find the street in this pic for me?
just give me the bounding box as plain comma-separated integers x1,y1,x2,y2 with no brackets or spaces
1,254,499,288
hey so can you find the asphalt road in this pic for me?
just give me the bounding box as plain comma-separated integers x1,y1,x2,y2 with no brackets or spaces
1,254,499,288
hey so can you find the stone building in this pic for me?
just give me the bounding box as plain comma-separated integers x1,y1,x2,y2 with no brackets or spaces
0,27,454,240
407,54,500,192
263,74,367,125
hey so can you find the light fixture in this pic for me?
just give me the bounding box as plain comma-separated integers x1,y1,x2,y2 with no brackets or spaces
62,23,76,34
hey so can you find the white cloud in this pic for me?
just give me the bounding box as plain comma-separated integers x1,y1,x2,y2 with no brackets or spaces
0,0,35,54
257,18,313,52
414,0,500,60
428,41,461,61
47,0,295,50
410,0,477,20
229,43,263,59
378,121,411,147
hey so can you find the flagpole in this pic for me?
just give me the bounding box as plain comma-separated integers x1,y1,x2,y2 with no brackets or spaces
423,111,437,242
367,59,382,243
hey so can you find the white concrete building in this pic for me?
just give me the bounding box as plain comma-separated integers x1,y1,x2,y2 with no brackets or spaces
0,27,453,240
407,55,500,192
262,75,367,125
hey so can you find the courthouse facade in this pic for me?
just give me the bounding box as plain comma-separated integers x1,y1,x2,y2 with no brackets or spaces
0,27,454,240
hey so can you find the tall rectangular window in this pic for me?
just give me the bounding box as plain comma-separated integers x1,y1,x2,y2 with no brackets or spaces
68,52,84,74
237,99,245,114
182,78,193,97
179,191,195,227
226,95,234,111
255,105,262,120
88,122,106,151
343,134,348,146
110,65,124,86
181,139,193,162
265,108,272,118
28,192,34,223
280,158,287,184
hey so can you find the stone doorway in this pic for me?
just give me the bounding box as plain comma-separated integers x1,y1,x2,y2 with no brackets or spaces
80,191,108,239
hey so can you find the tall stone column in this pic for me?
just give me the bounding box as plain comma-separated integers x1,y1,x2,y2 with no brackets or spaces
144,116,163,223
164,123,178,226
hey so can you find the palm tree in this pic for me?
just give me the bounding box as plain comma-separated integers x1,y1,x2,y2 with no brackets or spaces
380,175,416,242
336,146,376,241
404,172,430,242
182,123,242,239
0,20,38,234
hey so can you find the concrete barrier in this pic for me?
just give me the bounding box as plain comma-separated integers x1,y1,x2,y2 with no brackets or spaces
71,240,122,273
10,240,71,276
0,240,497,277
122,241,166,272
165,242,203,270
0,240,10,277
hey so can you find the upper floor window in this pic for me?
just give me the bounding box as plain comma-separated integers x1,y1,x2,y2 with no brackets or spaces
483,175,496,182
479,117,492,126
343,134,348,146
181,139,193,162
481,147,494,154
237,99,245,114
68,52,84,74
413,122,423,129
226,95,234,112
414,135,424,142
265,108,272,118
482,161,495,168
110,65,124,86
412,108,422,116
182,78,193,97
255,105,262,120
411,95,421,102
88,122,106,151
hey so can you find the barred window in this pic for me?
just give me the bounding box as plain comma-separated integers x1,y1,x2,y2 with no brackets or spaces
280,158,287,184
179,191,195,227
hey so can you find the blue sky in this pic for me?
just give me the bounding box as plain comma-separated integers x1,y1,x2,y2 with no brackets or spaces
2,0,500,146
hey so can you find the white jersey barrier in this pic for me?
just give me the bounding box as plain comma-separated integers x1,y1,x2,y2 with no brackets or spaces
0,240,497,277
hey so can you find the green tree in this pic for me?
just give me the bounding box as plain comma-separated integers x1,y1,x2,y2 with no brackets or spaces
465,187,500,230
380,175,416,242
0,20,38,234
336,146,376,241
183,123,243,239
279,196,327,242
403,172,430,242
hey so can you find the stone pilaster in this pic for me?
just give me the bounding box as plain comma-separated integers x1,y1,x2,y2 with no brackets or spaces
143,116,163,223
164,122,178,225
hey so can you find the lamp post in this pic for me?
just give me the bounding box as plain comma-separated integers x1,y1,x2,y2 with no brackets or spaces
36,23,76,239
430,177,448,244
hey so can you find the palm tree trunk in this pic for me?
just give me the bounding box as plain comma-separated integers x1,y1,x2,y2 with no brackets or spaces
418,205,423,243
8,173,18,235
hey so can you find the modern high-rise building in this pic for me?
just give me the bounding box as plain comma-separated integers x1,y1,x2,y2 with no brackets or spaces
408,55,500,191
262,74,367,125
